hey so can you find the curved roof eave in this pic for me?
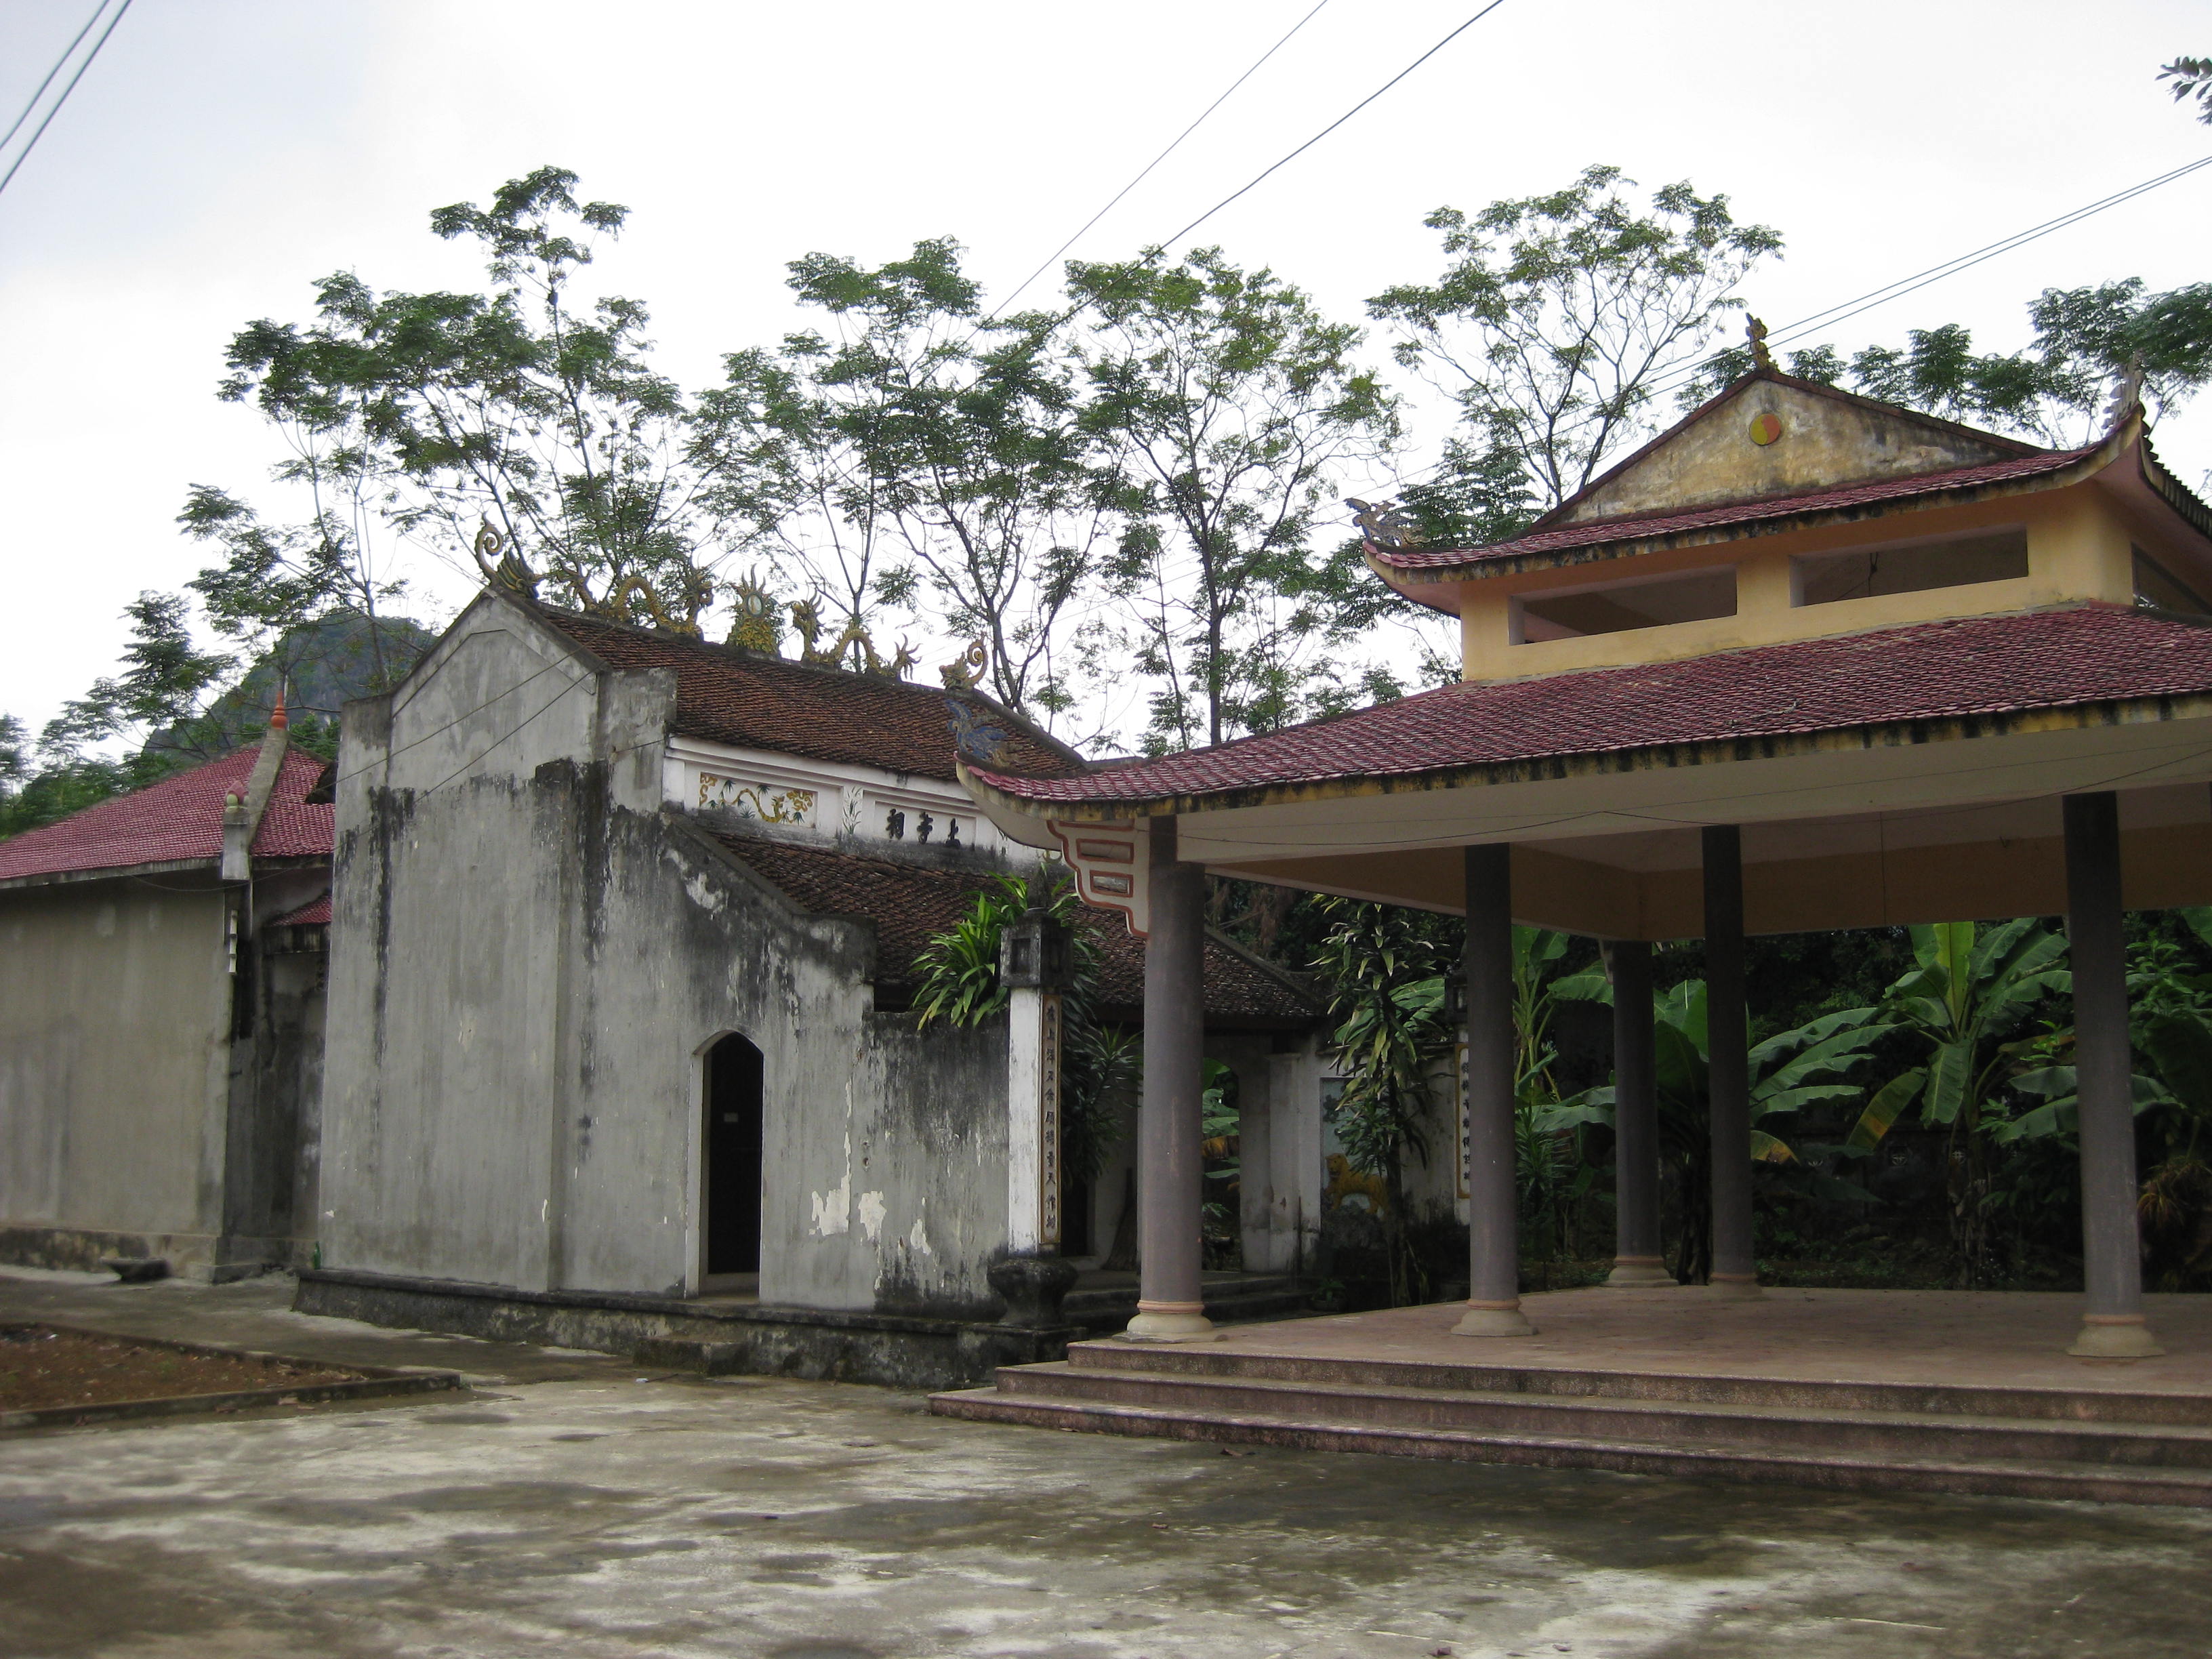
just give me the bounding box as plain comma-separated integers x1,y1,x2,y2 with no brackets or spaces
1374,414,2140,586
964,687,2212,826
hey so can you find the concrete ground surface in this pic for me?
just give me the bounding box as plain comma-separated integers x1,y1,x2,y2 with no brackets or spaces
1,1271,2210,1658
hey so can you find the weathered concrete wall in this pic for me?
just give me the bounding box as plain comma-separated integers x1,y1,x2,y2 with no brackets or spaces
322,593,1015,1316
0,881,232,1266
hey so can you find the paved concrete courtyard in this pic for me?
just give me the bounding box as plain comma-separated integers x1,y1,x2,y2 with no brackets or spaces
3,1270,2211,1658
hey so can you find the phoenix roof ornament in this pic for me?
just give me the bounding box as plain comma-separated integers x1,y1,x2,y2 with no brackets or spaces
1345,497,1422,550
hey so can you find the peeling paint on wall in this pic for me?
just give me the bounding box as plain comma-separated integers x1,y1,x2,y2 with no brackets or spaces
857,1191,886,1240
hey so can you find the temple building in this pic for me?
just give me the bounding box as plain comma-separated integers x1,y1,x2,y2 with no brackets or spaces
291,590,1324,1382
957,356,2212,1382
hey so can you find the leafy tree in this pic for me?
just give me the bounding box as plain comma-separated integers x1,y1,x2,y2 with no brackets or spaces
1,595,235,840
1311,897,1454,1304
39,593,236,769
1843,920,2072,1285
2160,54,2212,123
1068,247,1398,750
697,240,1111,717
1372,165,1781,512
217,167,720,634
1684,280,2212,448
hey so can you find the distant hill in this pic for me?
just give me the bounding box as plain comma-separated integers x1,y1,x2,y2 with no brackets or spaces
150,611,436,762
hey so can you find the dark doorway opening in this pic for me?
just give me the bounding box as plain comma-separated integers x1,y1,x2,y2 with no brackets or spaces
704,1034,764,1275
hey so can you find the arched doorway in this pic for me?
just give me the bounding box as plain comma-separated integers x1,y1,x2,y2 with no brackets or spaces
703,1033,764,1277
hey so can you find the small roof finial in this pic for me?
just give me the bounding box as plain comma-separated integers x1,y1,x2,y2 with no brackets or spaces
2102,352,2146,430
270,682,289,731
1746,314,1774,372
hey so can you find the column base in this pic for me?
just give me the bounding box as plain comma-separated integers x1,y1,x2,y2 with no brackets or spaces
2067,1314,2165,1359
1122,1302,1220,1343
1605,1258,1675,1288
1451,1299,1536,1338
1706,1273,1763,1300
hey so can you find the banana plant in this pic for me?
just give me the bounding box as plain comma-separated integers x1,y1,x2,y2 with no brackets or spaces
1846,918,2071,1147
1646,981,1895,1281
1843,918,2071,1282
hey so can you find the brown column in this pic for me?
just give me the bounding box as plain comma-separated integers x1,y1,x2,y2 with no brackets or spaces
1123,817,1217,1343
1704,825,1760,1297
2063,792,2163,1357
1454,844,1534,1336
1606,939,1671,1287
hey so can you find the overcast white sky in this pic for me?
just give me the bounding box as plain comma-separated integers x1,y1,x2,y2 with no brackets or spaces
2,0,2207,741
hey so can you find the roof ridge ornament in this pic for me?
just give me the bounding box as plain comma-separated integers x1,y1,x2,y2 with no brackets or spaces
945,697,1012,766
2104,354,2146,430
472,520,541,600
940,640,989,691
1346,497,1422,550
1746,314,1774,372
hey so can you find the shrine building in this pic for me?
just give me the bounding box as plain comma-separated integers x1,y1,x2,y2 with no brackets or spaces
958,359,2212,1376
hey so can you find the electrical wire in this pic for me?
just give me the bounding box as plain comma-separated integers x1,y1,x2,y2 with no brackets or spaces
1153,0,1508,254
0,0,131,201
0,1,106,158
987,0,1332,321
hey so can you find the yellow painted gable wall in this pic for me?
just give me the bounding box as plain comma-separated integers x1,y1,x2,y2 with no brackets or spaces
1456,479,2150,684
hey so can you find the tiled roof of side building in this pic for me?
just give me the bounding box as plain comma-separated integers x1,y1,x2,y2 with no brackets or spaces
1372,443,2102,573
711,835,1320,1026
533,605,1084,782
970,604,2212,808
271,893,332,926
0,744,333,884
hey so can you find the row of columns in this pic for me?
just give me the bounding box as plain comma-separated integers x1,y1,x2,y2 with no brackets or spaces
1125,793,2160,1358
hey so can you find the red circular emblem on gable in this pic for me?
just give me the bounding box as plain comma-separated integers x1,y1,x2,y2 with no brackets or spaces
1748,412,1784,446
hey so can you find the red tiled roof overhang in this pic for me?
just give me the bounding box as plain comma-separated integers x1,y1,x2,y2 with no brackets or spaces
0,744,333,885
968,605,2212,813
533,607,1082,782
1373,443,2104,577
711,834,1317,1025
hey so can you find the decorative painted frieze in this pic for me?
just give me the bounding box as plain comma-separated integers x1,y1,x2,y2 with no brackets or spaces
698,773,819,826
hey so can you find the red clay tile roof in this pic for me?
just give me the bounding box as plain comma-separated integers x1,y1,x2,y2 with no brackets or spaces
711,835,1317,1024
972,604,2212,808
271,893,331,926
0,744,333,884
1374,444,2104,573
531,605,1082,782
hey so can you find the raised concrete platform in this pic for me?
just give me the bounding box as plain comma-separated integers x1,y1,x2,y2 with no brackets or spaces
295,1266,1309,1391
931,1286,2212,1507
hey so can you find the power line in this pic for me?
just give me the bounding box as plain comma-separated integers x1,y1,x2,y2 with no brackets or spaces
0,2,106,158
0,0,132,201
987,0,1332,321
1153,0,1509,253
1761,153,2212,356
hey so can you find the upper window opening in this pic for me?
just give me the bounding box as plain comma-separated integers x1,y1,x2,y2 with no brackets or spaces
1795,528,2027,607
2133,546,2212,617
1516,569,1737,643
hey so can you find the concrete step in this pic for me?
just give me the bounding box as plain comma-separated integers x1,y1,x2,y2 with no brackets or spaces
1060,1338,2212,1428
1063,1277,1311,1335
928,1384,2212,1509
1061,1275,1298,1313
992,1362,2212,1470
